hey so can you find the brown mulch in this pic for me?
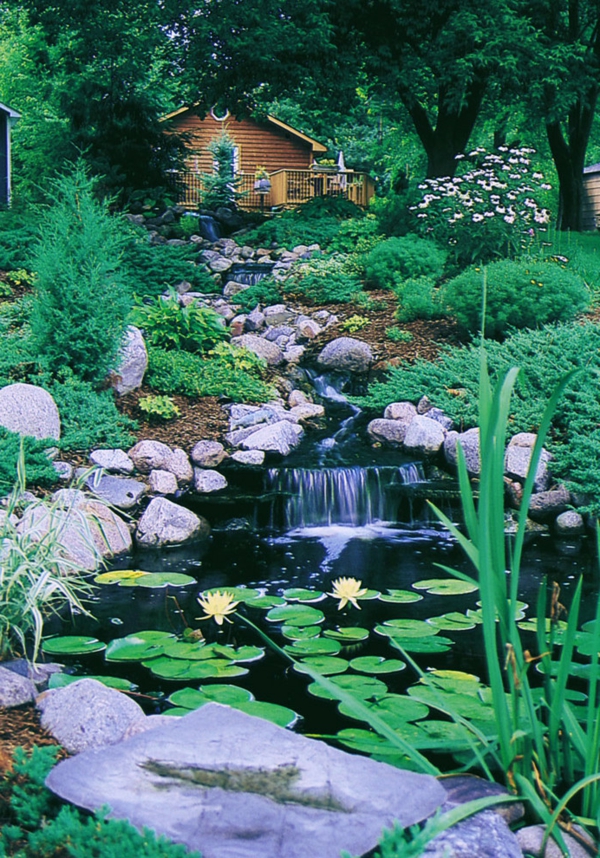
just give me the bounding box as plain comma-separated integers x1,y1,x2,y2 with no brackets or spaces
0,705,62,775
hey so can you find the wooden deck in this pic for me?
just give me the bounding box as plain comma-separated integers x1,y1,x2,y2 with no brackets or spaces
170,168,374,210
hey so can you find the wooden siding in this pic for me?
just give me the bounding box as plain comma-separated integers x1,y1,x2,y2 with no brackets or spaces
582,173,600,231
167,110,315,177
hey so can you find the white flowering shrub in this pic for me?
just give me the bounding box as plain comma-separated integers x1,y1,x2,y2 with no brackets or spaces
411,147,552,265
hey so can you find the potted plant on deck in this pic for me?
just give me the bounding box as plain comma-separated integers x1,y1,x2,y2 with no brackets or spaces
253,167,271,192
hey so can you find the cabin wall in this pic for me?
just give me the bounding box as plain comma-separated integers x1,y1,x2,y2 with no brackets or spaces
582,173,600,231
167,111,314,177
0,111,8,207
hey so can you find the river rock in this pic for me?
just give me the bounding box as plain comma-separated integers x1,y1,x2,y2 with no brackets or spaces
0,665,37,707
283,345,306,363
289,403,325,422
135,497,210,547
245,308,265,331
316,337,373,374
527,484,571,522
148,469,178,495
554,509,585,536
0,382,60,441
164,448,194,484
38,679,145,754
85,472,147,510
112,326,148,395
223,280,250,298
505,433,552,492
403,415,446,456
367,418,409,448
241,421,304,456
208,256,233,273
89,449,134,475
384,401,418,422
190,440,227,468
231,450,265,465
233,334,284,366
423,810,522,857
444,428,481,476
128,440,172,473
45,703,446,858
288,389,311,407
193,468,228,493
516,824,597,857
263,304,296,326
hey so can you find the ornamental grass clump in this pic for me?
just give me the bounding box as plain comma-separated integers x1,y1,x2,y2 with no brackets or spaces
412,146,552,265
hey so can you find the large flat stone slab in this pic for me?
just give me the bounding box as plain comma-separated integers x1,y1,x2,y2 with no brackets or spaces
46,704,446,858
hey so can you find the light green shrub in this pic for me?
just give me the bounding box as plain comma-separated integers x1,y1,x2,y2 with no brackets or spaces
441,259,590,337
365,235,447,290
131,289,229,353
30,163,132,384
395,276,440,322
282,255,363,303
138,394,181,422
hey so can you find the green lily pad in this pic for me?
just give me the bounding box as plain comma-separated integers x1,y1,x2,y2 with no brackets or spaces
146,657,249,681
235,700,299,728
387,635,453,654
228,645,265,663
413,578,478,596
408,687,494,722
168,685,254,710
349,656,405,674
284,638,341,657
356,589,380,600
323,627,369,643
294,656,349,675
376,619,439,638
417,720,482,750
427,612,477,631
338,693,429,725
41,636,106,656
335,727,422,756
282,588,325,602
162,707,193,717
48,674,136,691
378,589,423,604
575,632,600,657
205,587,260,603
265,604,325,626
280,625,322,641
307,674,388,700
245,595,287,609
105,631,176,662
162,640,209,660
131,571,196,588
94,569,148,585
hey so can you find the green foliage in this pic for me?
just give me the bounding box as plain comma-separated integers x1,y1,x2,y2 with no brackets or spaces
365,236,447,289
0,209,39,271
330,214,383,255
138,394,181,422
200,132,244,210
0,428,57,495
357,321,600,509
282,255,363,303
122,227,219,298
233,279,282,312
339,315,370,333
395,276,440,323
146,347,275,403
0,746,201,857
442,260,590,337
246,197,361,251
385,327,413,343
43,371,137,452
131,290,229,353
30,164,133,384
0,299,37,387
369,187,424,238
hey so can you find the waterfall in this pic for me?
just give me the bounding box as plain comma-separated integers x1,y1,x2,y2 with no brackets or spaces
229,263,274,286
197,215,221,242
268,463,425,530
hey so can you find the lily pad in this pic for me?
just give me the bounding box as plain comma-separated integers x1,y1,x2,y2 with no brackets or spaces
387,635,453,654
338,693,429,725
307,674,388,700
294,656,349,675
378,590,423,604
280,625,322,641
41,636,106,656
335,727,422,756
105,631,176,662
284,638,341,657
162,640,209,660
227,645,265,663
94,569,148,585
168,685,253,710
48,674,136,691
245,595,287,609
146,657,249,681
427,613,477,631
265,604,325,626
131,571,196,588
349,656,405,675
323,627,369,643
376,619,439,638
282,588,325,602
235,700,299,728
205,587,260,603
413,578,478,596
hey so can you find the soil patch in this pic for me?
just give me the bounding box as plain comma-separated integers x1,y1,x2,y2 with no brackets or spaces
0,704,62,775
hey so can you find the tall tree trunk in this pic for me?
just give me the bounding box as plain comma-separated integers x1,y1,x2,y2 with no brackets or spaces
547,86,597,231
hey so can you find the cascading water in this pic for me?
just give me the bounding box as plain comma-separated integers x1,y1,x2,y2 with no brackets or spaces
229,263,274,286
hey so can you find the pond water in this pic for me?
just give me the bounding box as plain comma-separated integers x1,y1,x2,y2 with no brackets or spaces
46,374,600,768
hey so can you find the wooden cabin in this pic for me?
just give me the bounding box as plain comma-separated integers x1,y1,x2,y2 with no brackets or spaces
582,163,600,230
0,102,20,207
163,106,374,210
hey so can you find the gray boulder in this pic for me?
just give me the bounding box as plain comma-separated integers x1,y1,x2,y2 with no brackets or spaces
0,665,37,707
231,450,265,465
317,337,373,374
89,449,134,475
245,308,265,331
135,497,210,547
241,421,304,456
193,468,228,493
112,326,148,395
263,304,296,326
190,440,227,468
423,810,522,857
403,415,446,456
148,469,178,495
528,485,571,522
367,418,409,448
0,382,60,441
384,401,418,422
164,448,194,484
516,824,597,858
289,403,325,422
233,334,284,366
555,510,586,536
128,440,172,474
38,678,145,754
505,433,552,492
444,428,481,476
45,703,446,858
85,472,147,510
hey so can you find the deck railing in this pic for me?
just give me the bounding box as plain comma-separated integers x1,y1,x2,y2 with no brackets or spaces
169,169,374,210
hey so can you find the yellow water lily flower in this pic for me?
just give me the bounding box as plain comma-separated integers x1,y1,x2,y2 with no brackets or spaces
328,577,368,610
197,590,240,625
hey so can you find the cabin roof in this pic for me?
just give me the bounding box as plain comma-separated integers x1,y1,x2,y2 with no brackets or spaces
584,162,600,175
0,102,21,120
162,105,327,153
